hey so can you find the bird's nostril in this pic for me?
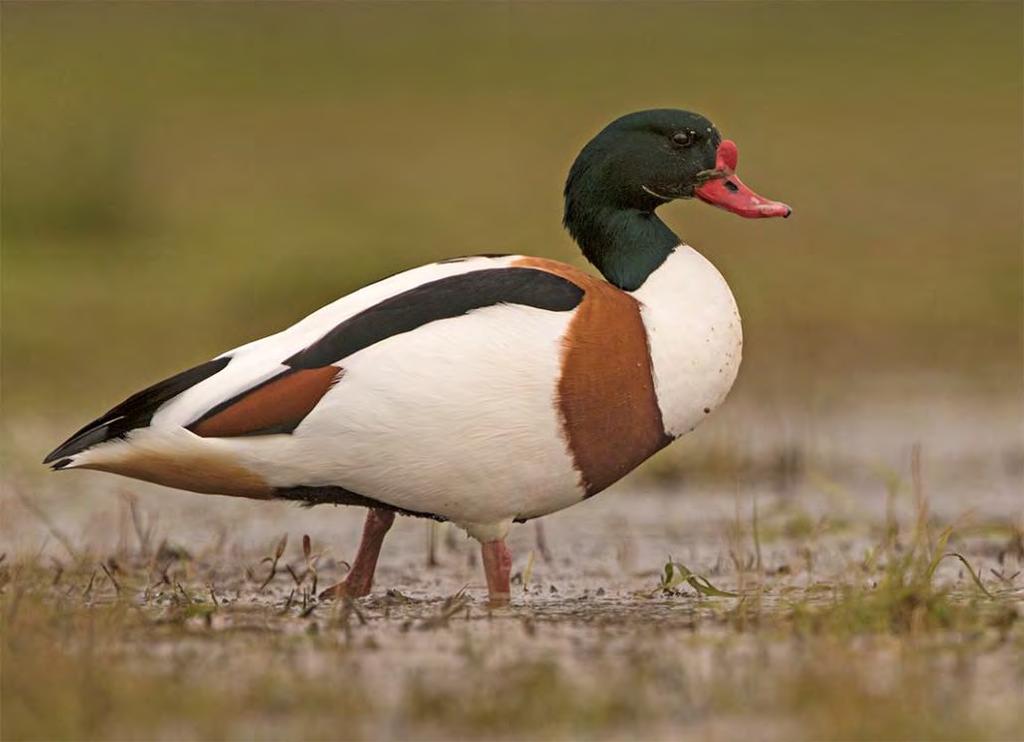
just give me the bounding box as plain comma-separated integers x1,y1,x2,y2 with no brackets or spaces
724,180,739,193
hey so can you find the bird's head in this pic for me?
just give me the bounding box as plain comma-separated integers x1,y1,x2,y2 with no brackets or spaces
565,108,791,224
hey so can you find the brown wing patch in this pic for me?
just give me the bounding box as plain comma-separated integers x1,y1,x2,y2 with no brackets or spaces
514,257,671,496
189,366,342,438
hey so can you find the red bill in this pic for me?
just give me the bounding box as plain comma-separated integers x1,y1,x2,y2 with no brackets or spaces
695,140,791,219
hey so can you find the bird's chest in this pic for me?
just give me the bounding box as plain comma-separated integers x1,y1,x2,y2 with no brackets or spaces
633,246,743,438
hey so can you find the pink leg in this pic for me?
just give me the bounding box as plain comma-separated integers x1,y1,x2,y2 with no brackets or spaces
320,508,395,599
481,539,512,606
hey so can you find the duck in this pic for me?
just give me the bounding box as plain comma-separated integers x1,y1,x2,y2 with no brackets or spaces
44,109,790,605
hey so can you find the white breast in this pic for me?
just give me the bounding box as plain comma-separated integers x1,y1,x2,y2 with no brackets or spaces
631,245,742,437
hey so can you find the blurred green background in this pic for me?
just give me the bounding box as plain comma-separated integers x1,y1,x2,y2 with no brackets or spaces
3,1,1022,425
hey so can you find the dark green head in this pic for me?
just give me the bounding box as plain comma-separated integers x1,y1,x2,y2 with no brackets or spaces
565,109,722,214
564,109,790,290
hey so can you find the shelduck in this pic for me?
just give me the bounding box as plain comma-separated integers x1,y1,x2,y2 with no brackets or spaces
45,109,790,604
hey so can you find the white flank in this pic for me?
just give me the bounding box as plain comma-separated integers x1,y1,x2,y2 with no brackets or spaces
223,302,584,535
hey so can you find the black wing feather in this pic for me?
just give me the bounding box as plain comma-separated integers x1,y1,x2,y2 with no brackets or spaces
43,357,230,464
286,268,583,369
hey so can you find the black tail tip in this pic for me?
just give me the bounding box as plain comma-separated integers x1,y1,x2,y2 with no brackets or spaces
43,423,114,467
44,455,74,470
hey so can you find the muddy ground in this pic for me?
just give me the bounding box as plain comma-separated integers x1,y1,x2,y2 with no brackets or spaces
2,395,1023,740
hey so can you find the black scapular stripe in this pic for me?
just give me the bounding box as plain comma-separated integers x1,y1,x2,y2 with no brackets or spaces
285,267,584,369
43,357,230,464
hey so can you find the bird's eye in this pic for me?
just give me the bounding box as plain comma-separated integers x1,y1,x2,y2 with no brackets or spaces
672,131,694,147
